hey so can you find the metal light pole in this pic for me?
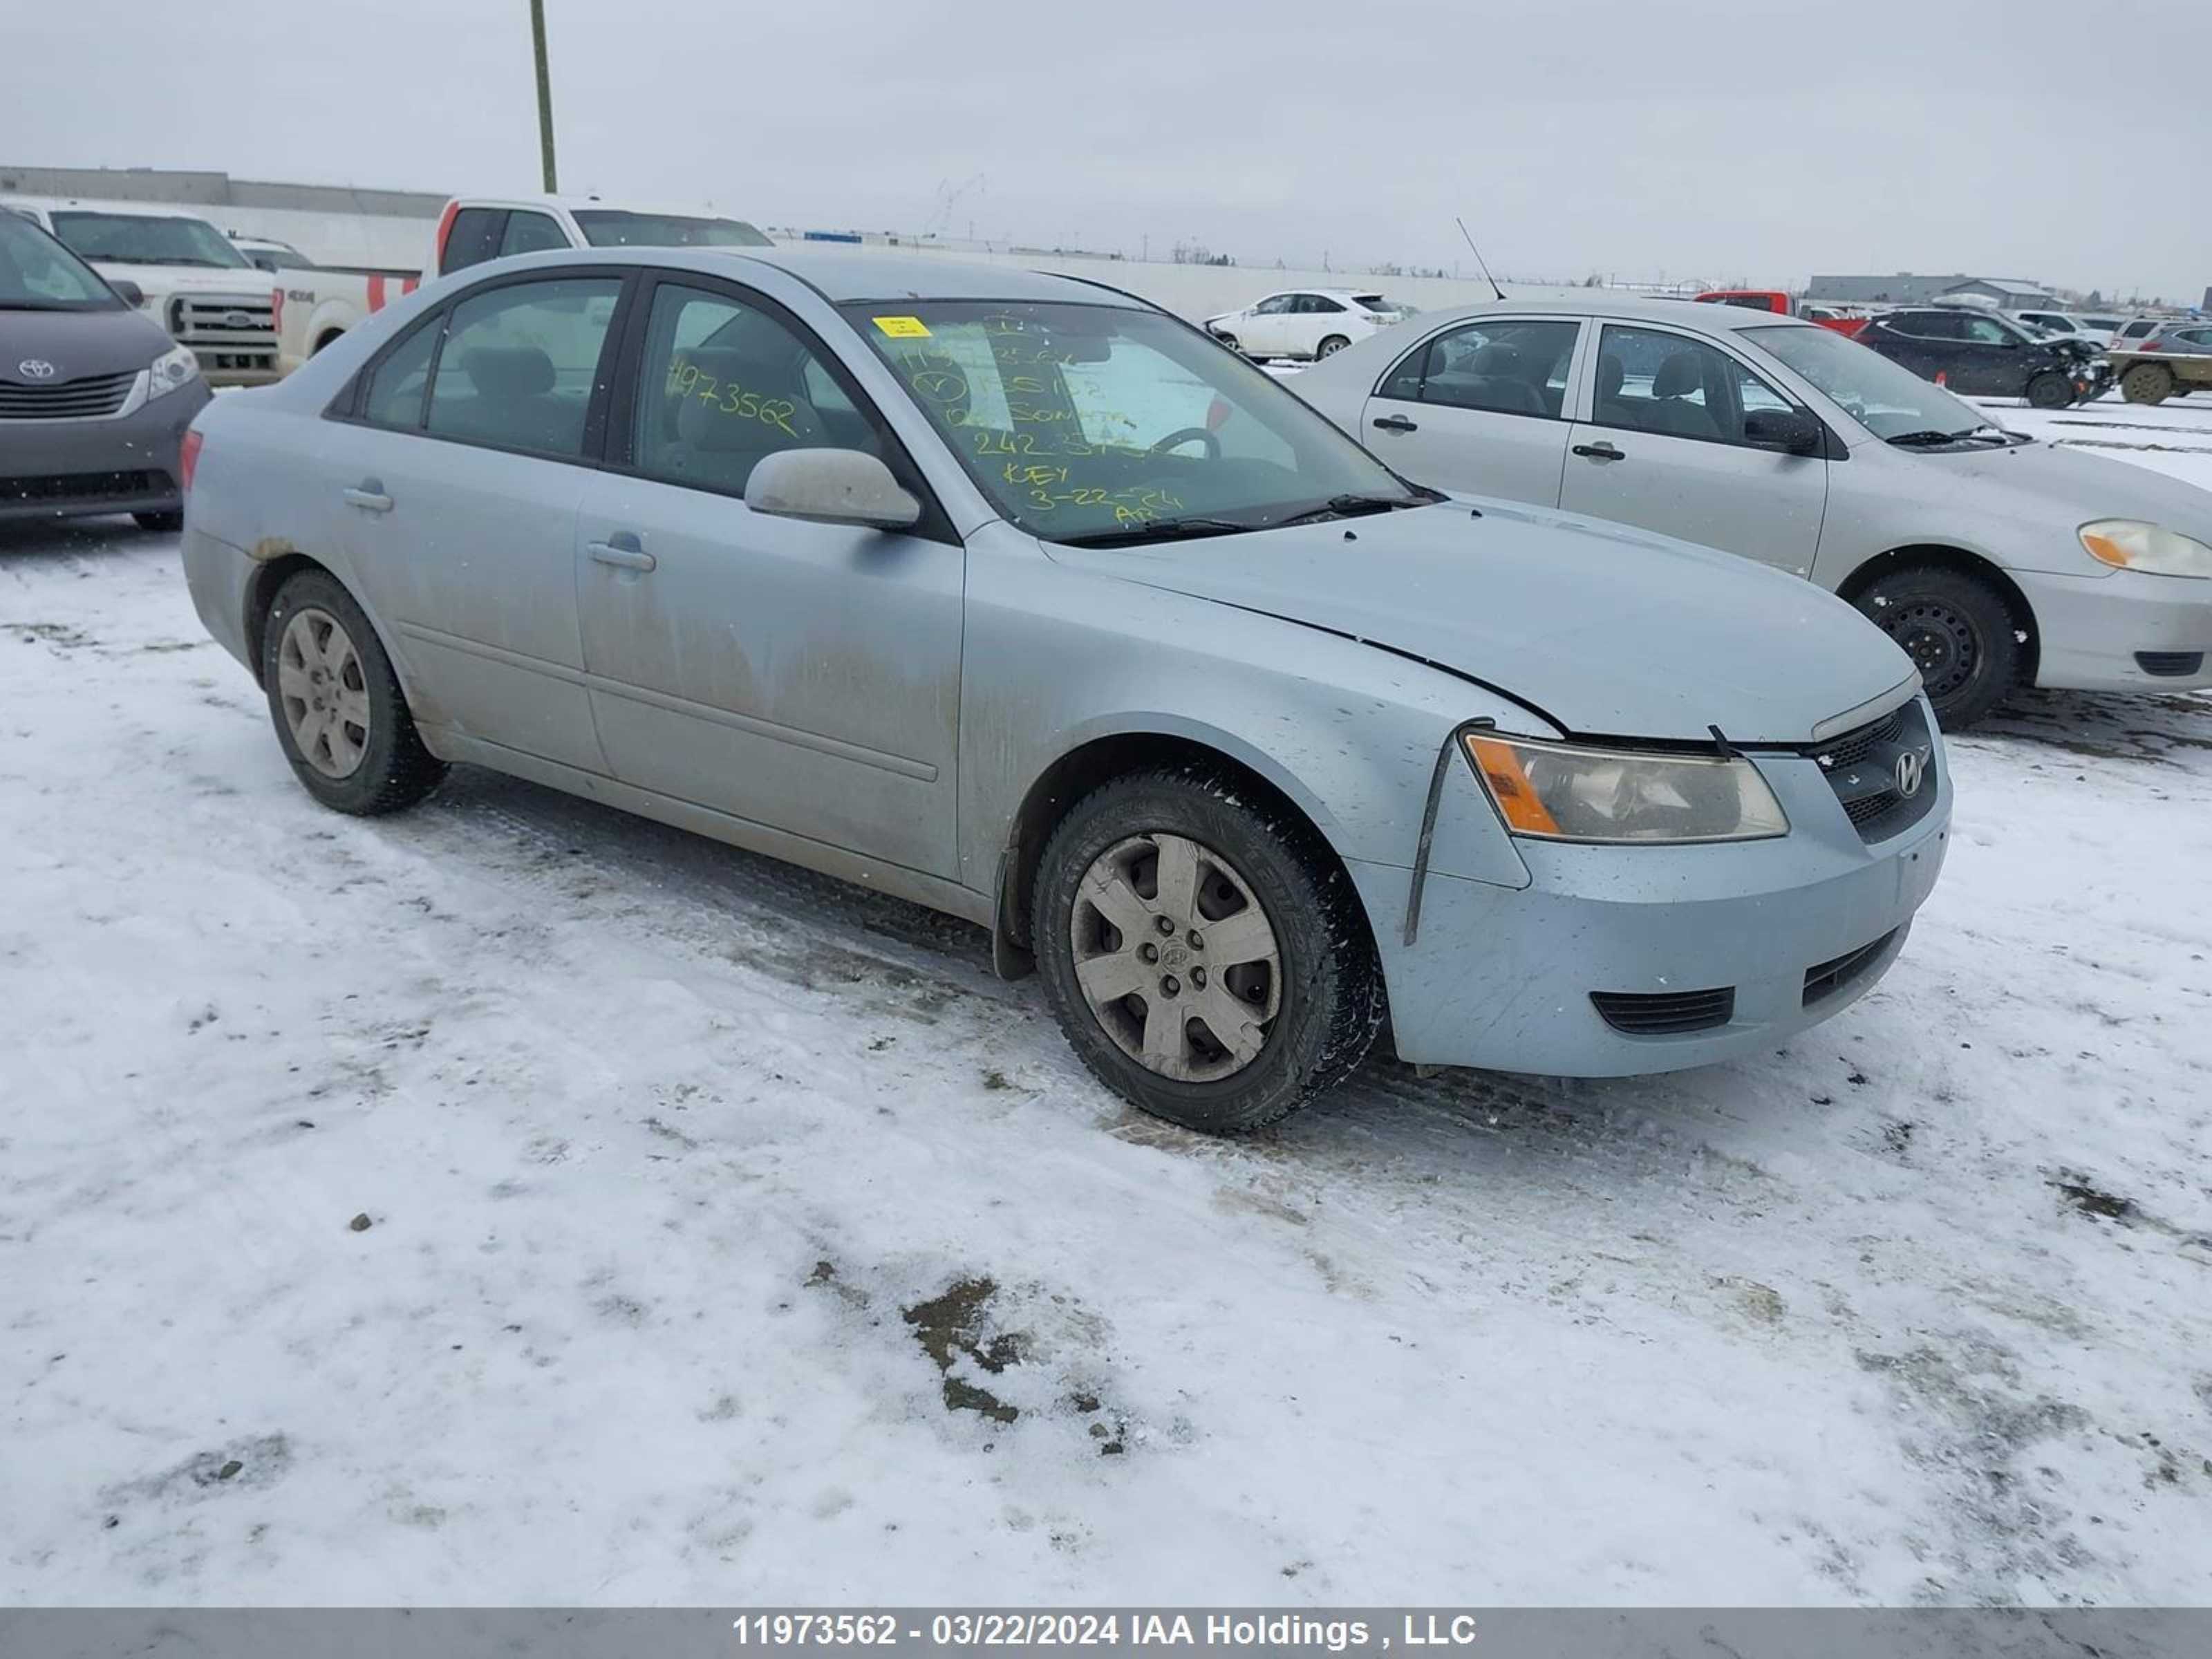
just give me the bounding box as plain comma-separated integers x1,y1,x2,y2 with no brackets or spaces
529,0,559,193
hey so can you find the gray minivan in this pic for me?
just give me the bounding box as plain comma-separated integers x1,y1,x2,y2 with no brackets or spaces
1,209,210,529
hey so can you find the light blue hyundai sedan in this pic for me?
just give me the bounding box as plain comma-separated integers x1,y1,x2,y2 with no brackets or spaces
178,247,1950,1132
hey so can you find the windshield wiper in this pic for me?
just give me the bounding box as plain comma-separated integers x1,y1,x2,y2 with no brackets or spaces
1053,516,1253,549
1273,493,1426,527
1886,427,2005,447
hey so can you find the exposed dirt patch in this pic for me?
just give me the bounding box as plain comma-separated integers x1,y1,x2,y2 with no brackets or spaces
2052,1177,2136,1221
903,1276,1028,1425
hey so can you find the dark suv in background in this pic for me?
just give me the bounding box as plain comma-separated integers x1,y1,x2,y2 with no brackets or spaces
1,211,210,530
1857,306,2106,407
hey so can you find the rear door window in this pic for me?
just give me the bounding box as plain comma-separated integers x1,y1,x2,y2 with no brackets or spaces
440,208,507,275
424,276,623,458
1380,319,1580,420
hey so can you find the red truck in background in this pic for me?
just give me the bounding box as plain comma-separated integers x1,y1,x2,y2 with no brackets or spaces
1694,290,1871,338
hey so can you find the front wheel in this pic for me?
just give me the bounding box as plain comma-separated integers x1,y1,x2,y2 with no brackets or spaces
261,568,447,814
1315,334,1351,359
1853,565,2023,730
1033,769,1382,1133
2025,371,2073,410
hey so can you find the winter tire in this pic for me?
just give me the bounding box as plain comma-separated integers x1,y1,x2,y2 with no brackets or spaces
1033,767,1383,1133
261,568,446,815
1316,334,1351,359
2025,372,2073,410
1853,565,2021,731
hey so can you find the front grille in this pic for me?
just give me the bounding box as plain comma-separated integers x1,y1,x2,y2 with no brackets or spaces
167,292,276,349
1590,986,1736,1035
2135,651,2204,678
0,369,137,421
1804,930,1899,1007
0,469,170,505
1809,700,1938,844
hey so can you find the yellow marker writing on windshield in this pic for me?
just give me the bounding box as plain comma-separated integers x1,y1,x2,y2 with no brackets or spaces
873,316,931,338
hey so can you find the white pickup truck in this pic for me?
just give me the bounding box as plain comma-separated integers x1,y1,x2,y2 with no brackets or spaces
272,194,773,375
0,196,282,386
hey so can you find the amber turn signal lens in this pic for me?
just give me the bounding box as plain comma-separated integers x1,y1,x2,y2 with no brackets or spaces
1466,734,1562,836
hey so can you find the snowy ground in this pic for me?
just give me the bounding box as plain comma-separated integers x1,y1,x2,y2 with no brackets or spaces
3,397,2211,1608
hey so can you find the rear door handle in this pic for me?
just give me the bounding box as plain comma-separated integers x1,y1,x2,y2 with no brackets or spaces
341,483,393,512
1371,414,1419,433
588,535,656,572
1571,441,1625,461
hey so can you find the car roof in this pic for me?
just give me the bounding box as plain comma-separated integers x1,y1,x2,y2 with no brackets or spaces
691,247,1150,307
0,194,225,221
1383,292,1825,335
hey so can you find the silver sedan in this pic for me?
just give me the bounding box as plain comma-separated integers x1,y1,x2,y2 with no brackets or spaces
1294,294,2212,727
180,247,1948,1132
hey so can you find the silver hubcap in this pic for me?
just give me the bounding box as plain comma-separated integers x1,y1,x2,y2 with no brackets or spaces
1069,833,1282,1083
277,608,370,779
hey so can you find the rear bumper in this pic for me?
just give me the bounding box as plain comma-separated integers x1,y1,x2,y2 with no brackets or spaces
1357,745,1952,1076
2020,566,2212,692
180,523,261,677
0,382,210,523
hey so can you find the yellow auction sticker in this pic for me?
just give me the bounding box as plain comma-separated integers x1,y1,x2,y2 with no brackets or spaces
872,315,932,338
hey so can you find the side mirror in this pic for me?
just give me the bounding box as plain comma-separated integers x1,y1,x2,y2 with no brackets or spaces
745,449,921,531
109,278,145,308
1743,408,1824,456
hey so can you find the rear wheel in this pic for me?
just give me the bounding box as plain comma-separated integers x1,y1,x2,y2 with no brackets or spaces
2121,363,2175,404
261,568,446,815
1315,334,1351,359
133,510,183,533
2025,371,2074,410
1853,565,2022,731
1033,769,1382,1133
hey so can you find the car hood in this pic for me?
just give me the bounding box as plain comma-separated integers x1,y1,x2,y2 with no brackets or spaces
86,263,268,299
0,306,172,382
1052,499,1915,744
1904,437,2212,546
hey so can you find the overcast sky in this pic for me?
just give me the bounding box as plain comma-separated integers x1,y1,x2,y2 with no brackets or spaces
6,0,2206,301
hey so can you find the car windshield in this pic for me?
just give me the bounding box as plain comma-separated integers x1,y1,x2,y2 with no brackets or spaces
1744,323,1987,441
841,299,1427,543
0,214,119,308
572,210,772,248
49,211,250,268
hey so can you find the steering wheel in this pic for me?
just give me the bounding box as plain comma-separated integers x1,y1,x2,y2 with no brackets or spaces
1149,427,1221,460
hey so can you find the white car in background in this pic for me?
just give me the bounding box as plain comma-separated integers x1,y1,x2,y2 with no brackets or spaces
1204,288,1412,361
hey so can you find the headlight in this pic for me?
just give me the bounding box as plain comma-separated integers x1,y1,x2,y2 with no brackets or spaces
1466,732,1790,844
2079,519,2212,579
146,344,200,402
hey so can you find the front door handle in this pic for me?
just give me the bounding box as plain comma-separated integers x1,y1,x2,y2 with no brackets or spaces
588,536,656,572
341,482,393,512
1572,441,1626,461
1371,413,1419,433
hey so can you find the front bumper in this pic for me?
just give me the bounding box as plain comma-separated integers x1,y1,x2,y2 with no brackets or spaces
1356,739,1952,1076
2018,565,2212,691
0,381,212,524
